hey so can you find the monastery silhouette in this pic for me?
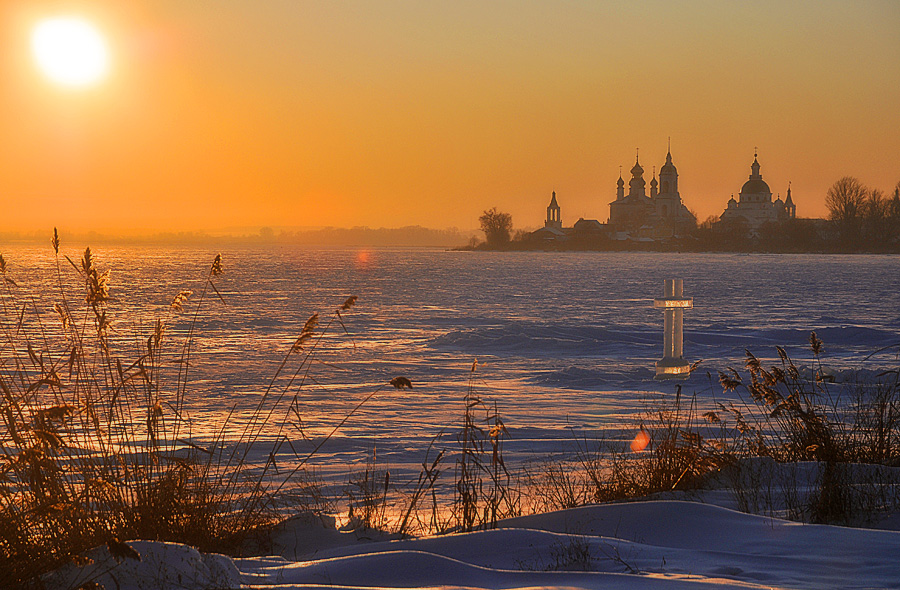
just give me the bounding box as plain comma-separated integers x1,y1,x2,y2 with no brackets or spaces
530,147,796,243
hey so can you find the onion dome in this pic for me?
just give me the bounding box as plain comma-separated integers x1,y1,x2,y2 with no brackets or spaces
628,154,646,197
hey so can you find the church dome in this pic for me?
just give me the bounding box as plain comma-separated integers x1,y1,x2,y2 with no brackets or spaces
740,154,771,197
631,161,643,176
660,151,677,175
740,178,771,196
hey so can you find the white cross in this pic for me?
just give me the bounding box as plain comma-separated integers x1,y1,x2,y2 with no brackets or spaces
653,279,693,378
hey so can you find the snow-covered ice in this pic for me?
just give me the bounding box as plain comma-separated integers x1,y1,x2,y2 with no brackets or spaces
8,246,899,588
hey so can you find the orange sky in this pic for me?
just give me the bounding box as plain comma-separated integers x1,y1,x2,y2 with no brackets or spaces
1,1,899,235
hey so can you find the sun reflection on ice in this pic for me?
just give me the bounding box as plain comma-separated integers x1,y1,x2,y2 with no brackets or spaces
355,249,373,268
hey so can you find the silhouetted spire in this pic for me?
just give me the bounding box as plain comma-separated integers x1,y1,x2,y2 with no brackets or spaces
545,190,561,228
659,142,678,196
616,166,625,200
750,150,761,179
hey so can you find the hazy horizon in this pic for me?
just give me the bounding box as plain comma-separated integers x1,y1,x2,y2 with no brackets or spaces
2,0,899,234
0,223,479,248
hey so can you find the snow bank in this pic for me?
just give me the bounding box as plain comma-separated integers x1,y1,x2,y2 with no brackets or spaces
238,500,900,590
43,540,241,590
48,500,900,590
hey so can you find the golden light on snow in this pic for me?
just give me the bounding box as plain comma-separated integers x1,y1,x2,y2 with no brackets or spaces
31,17,110,87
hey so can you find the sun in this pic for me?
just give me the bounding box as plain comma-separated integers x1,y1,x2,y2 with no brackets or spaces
31,17,110,88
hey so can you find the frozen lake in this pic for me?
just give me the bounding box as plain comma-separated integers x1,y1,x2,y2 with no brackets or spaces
5,245,900,487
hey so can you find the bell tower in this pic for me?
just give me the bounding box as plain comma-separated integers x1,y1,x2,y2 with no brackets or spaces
545,191,562,229
784,182,796,218
658,139,679,197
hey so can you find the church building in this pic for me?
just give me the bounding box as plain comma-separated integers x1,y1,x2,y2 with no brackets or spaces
528,191,569,241
720,152,796,227
529,190,607,242
608,147,695,236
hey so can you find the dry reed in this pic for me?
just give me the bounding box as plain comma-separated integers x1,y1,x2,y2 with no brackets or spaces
0,231,380,588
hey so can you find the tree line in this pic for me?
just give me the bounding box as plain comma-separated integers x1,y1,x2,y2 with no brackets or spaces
825,177,900,250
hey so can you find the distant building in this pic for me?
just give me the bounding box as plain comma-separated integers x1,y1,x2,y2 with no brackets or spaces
529,191,606,242
545,191,562,230
608,148,695,237
720,152,796,227
529,191,570,241
572,218,605,235
527,143,699,245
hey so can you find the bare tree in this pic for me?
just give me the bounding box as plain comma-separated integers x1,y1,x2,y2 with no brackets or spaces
698,215,720,231
479,207,513,247
888,182,900,246
890,182,900,221
826,176,868,246
863,189,890,247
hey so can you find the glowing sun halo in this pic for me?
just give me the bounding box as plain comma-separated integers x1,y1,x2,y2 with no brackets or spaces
31,17,110,87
